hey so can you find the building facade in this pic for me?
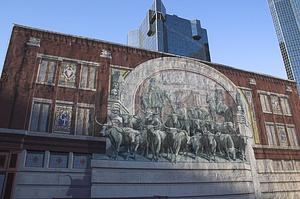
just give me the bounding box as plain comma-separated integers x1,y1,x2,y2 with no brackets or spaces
268,0,300,94
0,25,300,198
127,0,211,61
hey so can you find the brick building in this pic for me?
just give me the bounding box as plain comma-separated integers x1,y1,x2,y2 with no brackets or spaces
0,25,300,198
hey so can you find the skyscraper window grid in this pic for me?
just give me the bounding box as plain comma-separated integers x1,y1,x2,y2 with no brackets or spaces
127,0,211,61
269,0,300,94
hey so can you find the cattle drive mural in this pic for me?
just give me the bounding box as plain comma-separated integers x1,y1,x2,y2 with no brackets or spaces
98,60,250,163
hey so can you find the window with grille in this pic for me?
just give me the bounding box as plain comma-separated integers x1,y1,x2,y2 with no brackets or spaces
49,152,68,168
287,126,298,147
280,97,292,115
30,100,51,132
260,94,271,113
25,151,45,168
75,106,94,136
80,65,97,90
37,59,56,84
265,123,277,146
73,153,91,169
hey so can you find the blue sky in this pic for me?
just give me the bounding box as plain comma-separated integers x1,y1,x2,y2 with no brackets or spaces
0,0,286,79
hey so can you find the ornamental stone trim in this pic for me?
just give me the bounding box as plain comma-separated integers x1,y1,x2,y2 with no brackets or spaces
249,78,256,85
26,37,40,47
100,49,112,59
286,85,293,93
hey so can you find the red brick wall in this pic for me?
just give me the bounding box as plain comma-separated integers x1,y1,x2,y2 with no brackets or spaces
1,25,300,159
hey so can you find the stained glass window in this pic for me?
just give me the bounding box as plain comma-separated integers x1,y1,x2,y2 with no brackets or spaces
25,151,45,168
37,59,56,84
271,95,282,114
277,125,288,146
58,62,77,87
49,152,68,168
53,104,73,133
30,101,51,132
73,153,90,169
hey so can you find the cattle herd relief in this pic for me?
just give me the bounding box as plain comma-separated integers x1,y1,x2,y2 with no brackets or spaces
98,68,249,163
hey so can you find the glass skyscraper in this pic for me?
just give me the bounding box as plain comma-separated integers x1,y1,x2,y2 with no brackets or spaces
268,0,300,94
127,0,211,61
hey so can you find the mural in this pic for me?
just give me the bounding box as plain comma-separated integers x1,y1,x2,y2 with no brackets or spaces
109,67,130,100
99,60,250,163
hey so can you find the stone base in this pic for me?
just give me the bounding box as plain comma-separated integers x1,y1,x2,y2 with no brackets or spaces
91,159,256,199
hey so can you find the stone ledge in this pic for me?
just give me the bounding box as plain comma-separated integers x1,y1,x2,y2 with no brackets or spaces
0,128,105,142
91,159,251,170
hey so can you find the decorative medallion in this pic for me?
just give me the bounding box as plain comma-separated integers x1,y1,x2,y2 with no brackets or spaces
100,49,112,59
59,62,77,87
63,65,75,80
279,128,287,142
280,131,287,142
271,95,281,114
26,37,41,47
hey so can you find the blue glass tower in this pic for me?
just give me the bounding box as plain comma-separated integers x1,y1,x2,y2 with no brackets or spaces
268,0,300,94
127,0,211,61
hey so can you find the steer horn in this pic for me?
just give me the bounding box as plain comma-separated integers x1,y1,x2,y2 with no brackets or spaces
94,116,109,127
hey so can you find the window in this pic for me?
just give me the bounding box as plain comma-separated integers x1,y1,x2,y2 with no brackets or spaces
0,173,5,198
58,62,77,87
53,103,73,134
9,154,17,168
25,151,44,168
36,54,100,90
37,59,56,84
30,100,51,132
80,65,97,90
73,153,90,169
75,106,94,136
277,125,288,146
287,126,298,147
0,154,7,169
49,152,68,168
280,97,292,115
266,123,277,146
260,94,271,113
270,95,282,114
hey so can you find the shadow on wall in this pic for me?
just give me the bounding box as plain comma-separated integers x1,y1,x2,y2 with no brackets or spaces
65,173,91,198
